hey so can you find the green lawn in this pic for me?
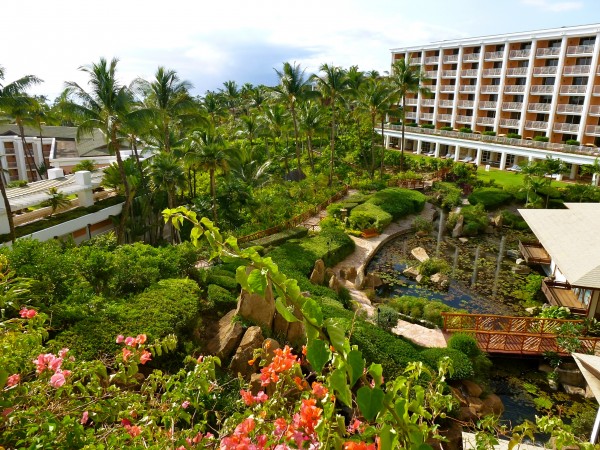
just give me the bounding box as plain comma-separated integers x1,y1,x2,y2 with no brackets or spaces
476,167,570,189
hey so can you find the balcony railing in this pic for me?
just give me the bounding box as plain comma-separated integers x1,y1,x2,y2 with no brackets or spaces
455,115,473,124
563,65,591,75
424,56,439,64
531,85,555,94
477,117,495,125
481,85,500,93
536,47,561,57
542,280,586,315
405,98,418,106
457,100,474,108
589,105,600,116
519,241,551,265
594,86,600,96
533,66,558,76
586,125,600,136
504,85,526,93
420,113,434,120
553,122,580,133
527,102,552,112
439,85,456,92
509,49,531,59
438,99,454,107
479,101,498,109
459,85,477,92
442,70,457,78
410,58,422,65
461,69,479,77
437,114,453,122
557,104,583,114
502,102,523,111
560,85,587,95
507,67,528,77
567,44,595,56
421,99,435,106
485,51,504,60
425,70,438,79
500,118,520,127
483,68,503,77
405,112,417,119
443,54,459,63
525,120,549,130
462,53,481,62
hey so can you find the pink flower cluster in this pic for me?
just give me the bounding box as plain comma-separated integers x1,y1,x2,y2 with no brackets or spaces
116,334,152,365
121,418,142,438
240,389,268,406
19,307,37,319
221,417,270,449
32,348,71,388
176,431,215,449
6,374,20,387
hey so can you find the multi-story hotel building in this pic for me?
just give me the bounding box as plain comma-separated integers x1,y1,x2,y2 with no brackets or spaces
383,23,600,179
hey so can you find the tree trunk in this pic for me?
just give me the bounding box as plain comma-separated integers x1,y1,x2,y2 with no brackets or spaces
370,114,376,179
291,105,302,174
0,171,15,243
17,123,40,181
210,168,217,224
329,100,336,186
113,130,131,244
380,116,386,179
400,96,406,172
38,130,50,179
307,135,315,171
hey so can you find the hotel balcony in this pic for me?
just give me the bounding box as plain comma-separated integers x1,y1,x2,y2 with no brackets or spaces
567,44,595,56
563,65,591,76
553,122,580,133
409,57,422,65
438,99,454,107
509,49,531,59
589,105,600,116
456,115,473,124
533,66,558,76
527,102,552,112
443,54,459,63
483,68,503,77
560,85,588,95
437,114,453,122
481,85,500,93
525,120,549,131
477,117,495,126
461,69,479,78
479,101,498,110
500,118,520,128
421,99,435,107
504,85,526,94
420,113,434,120
519,241,551,265
506,67,529,77
536,47,561,58
462,53,481,62
593,86,600,96
484,51,504,60
556,104,584,114
424,56,439,64
531,85,555,94
502,102,523,111
459,85,477,93
457,100,474,108
541,280,586,315
425,70,438,79
440,85,456,93
442,70,457,78
586,125,600,136
405,112,417,120
405,98,418,106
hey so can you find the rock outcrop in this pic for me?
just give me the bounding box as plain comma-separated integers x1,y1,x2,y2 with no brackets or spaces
206,310,244,361
309,259,325,285
229,326,264,379
411,247,430,262
236,283,276,329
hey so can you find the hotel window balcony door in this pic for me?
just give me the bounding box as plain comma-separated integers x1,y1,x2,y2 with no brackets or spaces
573,76,588,86
574,287,592,307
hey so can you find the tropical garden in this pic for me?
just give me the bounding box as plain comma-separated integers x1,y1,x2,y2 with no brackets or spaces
1,57,600,449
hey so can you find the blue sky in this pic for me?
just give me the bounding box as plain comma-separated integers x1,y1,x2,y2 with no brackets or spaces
3,0,599,101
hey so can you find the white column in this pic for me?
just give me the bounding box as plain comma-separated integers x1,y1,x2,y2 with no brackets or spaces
493,41,511,133
14,138,27,181
471,45,487,131
499,152,508,170
450,46,464,129
529,155,535,163
416,140,423,155
570,163,578,179
454,147,461,162
519,39,538,137
74,171,95,207
475,148,483,165
33,138,43,167
578,32,600,143
433,142,440,158
384,134,390,149
547,36,569,138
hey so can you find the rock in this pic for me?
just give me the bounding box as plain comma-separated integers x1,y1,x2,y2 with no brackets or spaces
346,267,357,283
338,269,347,280
206,310,244,361
325,268,336,284
430,272,449,290
403,266,419,279
309,259,326,285
229,326,264,379
484,225,495,234
329,275,341,293
516,258,526,265
462,380,483,398
506,249,520,259
273,310,290,337
585,385,596,399
538,363,553,373
250,372,275,396
492,214,503,228
467,396,483,412
433,420,463,450
511,265,531,275
452,215,464,238
416,274,424,284
411,246,430,262
236,283,276,329
557,367,585,387
450,386,468,407
415,230,429,238
563,384,586,396
458,237,469,243
525,307,537,315
458,406,478,423
354,270,365,289
481,394,504,416
360,273,383,289
286,320,306,346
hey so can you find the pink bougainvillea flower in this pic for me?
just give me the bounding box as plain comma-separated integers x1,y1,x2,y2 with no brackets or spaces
181,400,190,409
116,334,125,344
197,355,204,363
6,374,20,387
347,418,363,434
81,411,89,425
139,350,152,365
58,348,69,359
136,334,147,345
260,345,298,386
50,372,66,388
19,307,37,319
121,418,131,427
127,425,142,438
240,389,268,406
122,348,133,362
343,442,377,450
311,381,328,400
124,336,135,346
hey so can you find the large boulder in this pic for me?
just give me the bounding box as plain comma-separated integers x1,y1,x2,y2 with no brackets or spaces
492,214,503,228
452,215,464,238
286,320,306,346
431,272,449,290
261,338,280,365
346,267,357,283
481,394,504,417
359,273,383,289
325,268,336,284
229,326,264,379
403,266,419,279
462,380,483,398
206,310,244,361
309,259,326,285
329,275,341,293
236,283,276,329
411,247,430,263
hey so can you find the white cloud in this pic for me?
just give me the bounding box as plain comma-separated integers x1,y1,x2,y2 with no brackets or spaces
522,0,584,12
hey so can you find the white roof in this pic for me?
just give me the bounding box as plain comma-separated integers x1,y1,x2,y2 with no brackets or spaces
572,353,600,403
519,203,600,289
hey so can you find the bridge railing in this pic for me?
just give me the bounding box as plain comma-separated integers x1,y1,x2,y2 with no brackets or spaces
441,312,584,335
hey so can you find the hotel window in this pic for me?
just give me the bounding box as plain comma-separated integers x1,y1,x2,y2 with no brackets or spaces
576,57,592,65
514,95,524,102
467,94,475,101
580,36,596,46
489,94,498,101
471,62,479,69
518,61,529,68
510,112,520,119
520,42,532,50
487,111,496,118
539,95,552,104
491,78,501,86
549,39,562,48
565,115,581,125
493,61,503,69
496,44,505,51
516,77,527,85
542,77,555,86
573,76,588,85
569,96,585,105
546,59,558,67
536,113,549,122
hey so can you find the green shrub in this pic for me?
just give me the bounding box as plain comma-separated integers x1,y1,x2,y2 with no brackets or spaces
506,133,521,139
387,296,462,328
533,135,549,142
7,180,28,188
418,257,450,277
500,210,529,230
366,188,426,220
440,126,453,131
413,216,433,233
349,203,392,231
206,274,238,291
448,333,481,358
431,182,462,211
248,227,308,248
468,187,514,210
327,202,359,218
405,122,419,127
420,348,474,380
459,127,473,134
345,193,372,204
377,305,399,331
482,131,496,136
207,284,238,314
566,139,580,146
420,124,435,129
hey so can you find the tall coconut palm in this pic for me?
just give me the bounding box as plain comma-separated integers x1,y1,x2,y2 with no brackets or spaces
202,91,228,127
312,64,349,186
262,103,288,157
184,130,229,224
299,101,325,171
64,57,134,244
272,62,312,175
220,80,240,118
389,58,430,171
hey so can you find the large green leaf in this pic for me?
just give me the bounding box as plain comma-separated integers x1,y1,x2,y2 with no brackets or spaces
306,338,331,374
330,368,352,407
356,386,384,421
347,349,365,387
325,318,346,354
247,268,267,295
301,298,323,326
368,363,384,387
275,297,298,323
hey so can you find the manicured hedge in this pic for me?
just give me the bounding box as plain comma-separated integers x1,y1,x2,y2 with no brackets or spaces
326,202,359,218
420,348,474,380
468,187,514,210
247,227,308,248
387,296,462,328
349,203,392,231
366,188,426,220
207,283,238,314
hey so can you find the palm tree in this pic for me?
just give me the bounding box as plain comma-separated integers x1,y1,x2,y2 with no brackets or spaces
184,130,229,224
262,103,288,157
389,58,430,170
64,57,134,243
272,62,312,175
202,91,227,127
312,64,349,186
237,114,263,149
299,101,325,171
42,187,71,217
149,152,185,209
220,80,240,118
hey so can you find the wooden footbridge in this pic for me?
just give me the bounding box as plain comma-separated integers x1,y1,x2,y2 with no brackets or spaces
441,313,600,356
